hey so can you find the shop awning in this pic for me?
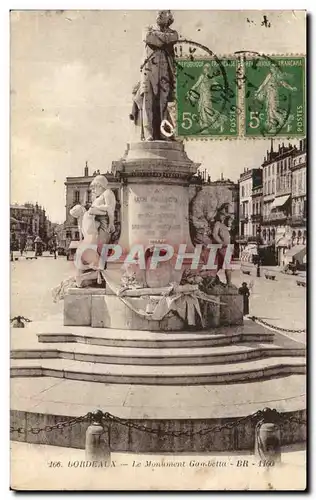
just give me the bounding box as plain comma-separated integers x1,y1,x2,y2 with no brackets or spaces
271,195,290,209
285,245,306,263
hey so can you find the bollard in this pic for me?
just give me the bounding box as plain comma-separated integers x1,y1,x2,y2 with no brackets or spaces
11,317,25,328
255,407,281,465
85,410,111,463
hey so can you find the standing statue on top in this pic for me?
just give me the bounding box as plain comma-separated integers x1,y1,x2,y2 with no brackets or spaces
130,10,178,141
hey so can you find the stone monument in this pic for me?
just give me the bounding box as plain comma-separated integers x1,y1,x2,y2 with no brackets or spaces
11,11,305,457
62,10,243,331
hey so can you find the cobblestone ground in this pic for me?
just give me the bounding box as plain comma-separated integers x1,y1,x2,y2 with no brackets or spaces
11,254,306,341
228,266,306,344
11,253,73,322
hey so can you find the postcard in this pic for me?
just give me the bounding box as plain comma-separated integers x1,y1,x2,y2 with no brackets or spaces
10,9,306,491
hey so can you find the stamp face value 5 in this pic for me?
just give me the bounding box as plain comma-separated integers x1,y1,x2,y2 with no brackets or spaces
176,59,238,138
244,56,305,137
175,55,305,139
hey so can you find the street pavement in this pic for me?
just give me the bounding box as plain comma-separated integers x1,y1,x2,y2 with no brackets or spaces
11,254,306,339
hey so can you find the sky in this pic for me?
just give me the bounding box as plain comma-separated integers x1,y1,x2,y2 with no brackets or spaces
10,10,305,222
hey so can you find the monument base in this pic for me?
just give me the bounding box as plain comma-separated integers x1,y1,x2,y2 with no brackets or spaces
63,286,231,330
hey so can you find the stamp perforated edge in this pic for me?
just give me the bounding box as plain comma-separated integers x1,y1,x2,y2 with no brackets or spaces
174,52,306,141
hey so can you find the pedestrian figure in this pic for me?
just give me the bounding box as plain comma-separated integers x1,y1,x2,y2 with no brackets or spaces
238,282,250,316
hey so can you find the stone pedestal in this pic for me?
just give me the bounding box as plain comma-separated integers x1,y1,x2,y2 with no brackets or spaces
219,293,243,326
200,297,221,328
64,287,188,331
64,141,243,331
91,295,185,331
63,286,243,330
217,290,243,326
110,141,200,288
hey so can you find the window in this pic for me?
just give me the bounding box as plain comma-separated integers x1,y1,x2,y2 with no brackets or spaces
268,180,271,194
241,186,245,197
75,231,80,240
268,165,271,176
87,190,91,203
66,231,71,239
272,165,275,175
272,180,275,193
73,190,80,203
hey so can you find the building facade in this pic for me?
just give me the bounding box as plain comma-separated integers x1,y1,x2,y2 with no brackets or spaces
10,203,51,251
261,142,300,266
238,168,262,240
236,138,308,268
290,138,307,246
251,183,263,238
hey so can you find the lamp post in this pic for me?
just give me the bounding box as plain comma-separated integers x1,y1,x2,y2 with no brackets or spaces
256,223,262,278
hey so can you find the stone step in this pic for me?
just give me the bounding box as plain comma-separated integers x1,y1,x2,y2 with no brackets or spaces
34,319,275,349
10,356,306,385
10,375,306,453
11,374,306,419
10,342,306,366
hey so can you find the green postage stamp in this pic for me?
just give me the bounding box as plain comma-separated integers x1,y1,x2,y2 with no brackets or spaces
176,55,305,139
176,59,239,138
244,56,306,137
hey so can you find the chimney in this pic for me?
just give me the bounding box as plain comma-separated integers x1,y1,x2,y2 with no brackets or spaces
84,161,89,177
270,138,274,154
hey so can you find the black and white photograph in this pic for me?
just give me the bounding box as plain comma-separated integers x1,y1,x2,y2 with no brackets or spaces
10,9,307,491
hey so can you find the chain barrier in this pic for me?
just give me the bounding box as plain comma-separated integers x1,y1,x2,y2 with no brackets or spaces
10,409,306,437
10,415,87,435
249,316,306,334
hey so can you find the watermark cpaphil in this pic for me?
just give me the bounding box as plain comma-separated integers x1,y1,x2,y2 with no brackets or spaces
73,242,239,272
